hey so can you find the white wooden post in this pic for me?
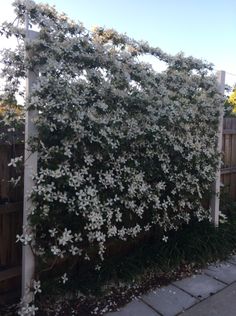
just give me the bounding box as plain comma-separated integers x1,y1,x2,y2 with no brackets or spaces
22,19,39,303
210,70,226,227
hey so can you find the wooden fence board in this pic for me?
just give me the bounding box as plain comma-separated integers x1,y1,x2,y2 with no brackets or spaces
232,134,236,166
230,174,236,199
223,129,236,135
0,144,23,299
0,266,21,283
0,203,22,268
221,167,236,175
224,134,231,168
0,146,9,202
222,118,236,200
0,145,24,204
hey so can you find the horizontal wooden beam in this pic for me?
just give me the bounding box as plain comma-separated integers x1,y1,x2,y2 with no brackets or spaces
221,167,236,175
0,202,23,215
223,129,236,135
0,266,21,282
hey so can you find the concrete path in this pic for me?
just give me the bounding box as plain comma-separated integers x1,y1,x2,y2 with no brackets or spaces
105,255,236,316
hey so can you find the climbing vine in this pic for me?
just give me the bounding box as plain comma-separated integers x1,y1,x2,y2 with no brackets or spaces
0,0,223,314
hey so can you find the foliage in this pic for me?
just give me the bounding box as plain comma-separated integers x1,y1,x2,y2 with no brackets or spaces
0,100,24,144
224,87,236,117
26,198,236,315
227,88,236,115
0,0,223,314
43,212,236,296
1,201,236,316
229,89,236,108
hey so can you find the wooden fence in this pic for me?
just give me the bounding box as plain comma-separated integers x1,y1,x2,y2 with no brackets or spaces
0,143,24,305
221,118,236,200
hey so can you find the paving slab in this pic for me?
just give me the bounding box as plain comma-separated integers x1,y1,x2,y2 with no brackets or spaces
173,273,225,300
181,281,236,316
105,300,160,316
203,262,236,284
227,255,236,265
141,284,198,316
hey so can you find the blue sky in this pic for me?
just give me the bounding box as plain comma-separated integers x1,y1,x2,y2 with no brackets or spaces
41,0,234,61
38,0,236,86
1,0,236,86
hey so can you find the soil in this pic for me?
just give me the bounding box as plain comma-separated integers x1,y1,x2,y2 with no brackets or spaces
0,263,202,316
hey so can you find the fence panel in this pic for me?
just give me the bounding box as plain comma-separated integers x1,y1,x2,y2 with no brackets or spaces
0,202,23,268
0,144,23,304
222,118,236,200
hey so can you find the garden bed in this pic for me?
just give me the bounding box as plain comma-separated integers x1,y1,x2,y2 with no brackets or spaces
2,196,234,316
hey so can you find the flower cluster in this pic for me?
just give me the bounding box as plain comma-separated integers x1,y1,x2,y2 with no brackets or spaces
18,303,38,316
1,0,223,311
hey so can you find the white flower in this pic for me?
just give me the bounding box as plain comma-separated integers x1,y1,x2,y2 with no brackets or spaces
9,176,21,186
42,205,50,216
84,253,90,261
95,264,101,271
162,235,168,243
61,273,68,284
58,228,73,245
69,246,81,256
108,226,117,237
8,156,23,167
33,280,42,295
49,228,57,237
16,233,33,245
18,303,39,316
64,144,72,157
219,212,228,224
84,154,94,166
51,245,61,256
58,192,68,203
74,233,83,242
